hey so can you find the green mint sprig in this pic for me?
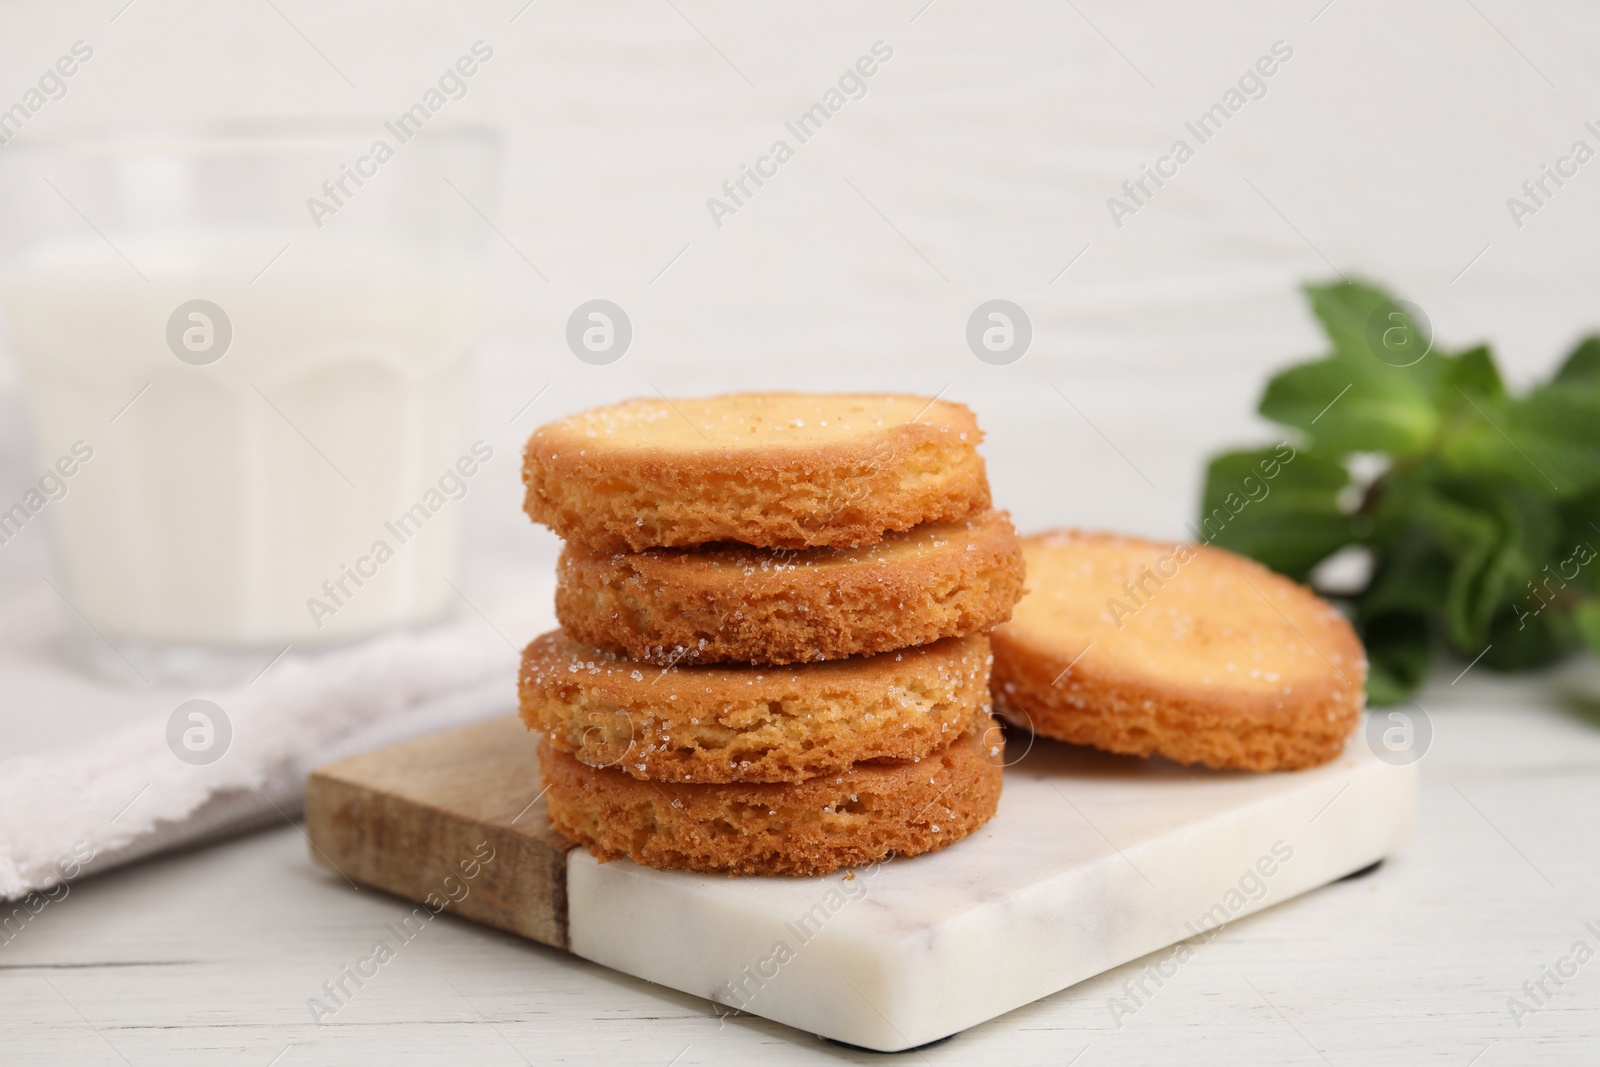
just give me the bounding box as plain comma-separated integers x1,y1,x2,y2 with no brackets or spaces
1200,280,1600,704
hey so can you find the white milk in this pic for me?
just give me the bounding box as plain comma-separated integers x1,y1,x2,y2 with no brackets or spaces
4,233,482,648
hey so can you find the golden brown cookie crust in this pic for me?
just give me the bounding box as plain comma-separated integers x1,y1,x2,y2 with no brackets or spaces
539,722,1004,876
520,630,992,783
555,510,1025,666
990,530,1365,771
522,393,991,553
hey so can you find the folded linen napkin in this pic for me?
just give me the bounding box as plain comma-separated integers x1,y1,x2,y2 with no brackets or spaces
0,592,543,902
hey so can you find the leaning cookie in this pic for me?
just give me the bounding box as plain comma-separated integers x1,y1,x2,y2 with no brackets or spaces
522,392,991,553
519,630,992,783
556,510,1025,666
990,530,1365,771
539,722,1004,877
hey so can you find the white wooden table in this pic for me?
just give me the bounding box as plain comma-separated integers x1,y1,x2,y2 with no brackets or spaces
5,665,1597,1066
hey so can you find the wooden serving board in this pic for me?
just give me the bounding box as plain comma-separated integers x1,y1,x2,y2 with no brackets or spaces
305,717,574,949
305,714,1416,1052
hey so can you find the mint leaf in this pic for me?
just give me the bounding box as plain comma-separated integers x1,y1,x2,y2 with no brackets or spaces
1357,527,1452,619
1198,446,1351,581
1440,379,1600,498
1303,279,1388,356
1361,613,1431,705
1501,385,1600,495
1574,600,1600,655
1259,281,1448,456
1553,336,1600,388
1373,475,1499,650
1437,337,1600,498
1260,357,1437,457
1482,605,1574,670
1437,345,1504,403
1206,278,1600,695
1370,473,1561,652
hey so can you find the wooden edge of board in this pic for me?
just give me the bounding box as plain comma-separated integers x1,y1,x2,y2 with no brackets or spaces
304,715,576,951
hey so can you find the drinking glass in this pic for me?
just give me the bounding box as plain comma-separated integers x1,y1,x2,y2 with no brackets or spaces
0,122,499,682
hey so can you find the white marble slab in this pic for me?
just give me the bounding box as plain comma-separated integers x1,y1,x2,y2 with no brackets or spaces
567,723,1417,1051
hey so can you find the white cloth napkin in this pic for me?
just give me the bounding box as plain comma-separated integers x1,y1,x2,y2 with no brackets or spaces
0,593,546,902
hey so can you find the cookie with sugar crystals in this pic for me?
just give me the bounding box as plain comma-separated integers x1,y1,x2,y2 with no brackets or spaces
538,721,1004,877
522,392,990,553
519,630,992,783
990,530,1365,771
555,509,1025,666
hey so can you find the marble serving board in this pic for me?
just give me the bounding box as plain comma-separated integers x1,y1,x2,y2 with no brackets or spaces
305,716,1416,1052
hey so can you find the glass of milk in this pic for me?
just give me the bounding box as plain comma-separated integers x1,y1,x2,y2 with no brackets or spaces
0,124,498,683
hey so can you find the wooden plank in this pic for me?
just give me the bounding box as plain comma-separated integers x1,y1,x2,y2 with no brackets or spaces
304,716,574,950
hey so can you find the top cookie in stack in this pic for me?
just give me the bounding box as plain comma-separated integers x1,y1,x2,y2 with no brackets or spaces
519,392,1024,877
522,392,991,554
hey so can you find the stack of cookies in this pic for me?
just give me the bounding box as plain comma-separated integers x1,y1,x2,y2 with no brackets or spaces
517,393,1026,876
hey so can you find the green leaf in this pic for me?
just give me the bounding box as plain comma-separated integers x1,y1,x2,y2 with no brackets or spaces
1361,612,1431,705
1373,477,1498,649
1574,600,1600,656
1304,279,1397,358
1456,483,1562,650
1499,385,1600,496
1436,345,1504,403
1481,604,1576,671
1552,336,1600,389
1206,278,1600,692
1438,343,1600,498
1259,280,1455,457
1260,357,1437,457
1558,496,1600,595
1357,527,1452,619
1366,471,1560,653
1197,445,1352,580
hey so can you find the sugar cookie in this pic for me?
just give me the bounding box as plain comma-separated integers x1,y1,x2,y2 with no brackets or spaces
990,531,1365,771
522,393,990,552
555,510,1024,666
539,722,1004,876
520,630,992,783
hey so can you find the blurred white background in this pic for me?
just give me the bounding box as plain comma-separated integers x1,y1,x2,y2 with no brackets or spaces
3,0,1600,707
4,0,1596,575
